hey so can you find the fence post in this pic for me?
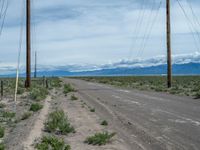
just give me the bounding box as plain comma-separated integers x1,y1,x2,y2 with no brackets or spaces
43,76,45,87
1,80,3,100
46,79,49,89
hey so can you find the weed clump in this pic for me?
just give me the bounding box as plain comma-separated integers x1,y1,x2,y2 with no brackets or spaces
21,112,32,120
70,94,78,101
2,111,15,118
17,87,24,95
35,136,71,150
30,103,43,112
84,132,116,145
101,120,108,126
0,103,5,109
194,90,200,99
45,110,75,135
0,125,4,138
63,84,75,94
78,76,200,98
90,108,95,112
51,78,62,88
0,143,5,150
30,87,48,101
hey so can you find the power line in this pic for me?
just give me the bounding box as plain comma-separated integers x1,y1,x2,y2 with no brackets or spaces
176,0,200,43
139,1,162,57
137,0,161,57
185,0,200,52
186,0,200,28
137,0,156,57
128,0,146,60
176,0,200,52
0,0,6,19
0,0,9,36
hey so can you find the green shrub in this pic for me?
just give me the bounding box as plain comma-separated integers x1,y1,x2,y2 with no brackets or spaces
21,112,32,120
35,136,71,150
30,87,48,101
101,120,108,126
45,110,75,135
195,90,200,99
90,108,95,112
84,132,116,145
0,125,4,138
2,111,15,118
70,94,78,101
50,78,62,88
58,119,75,134
30,103,43,112
63,84,75,94
17,87,24,95
0,143,5,150
0,103,5,109
78,76,200,97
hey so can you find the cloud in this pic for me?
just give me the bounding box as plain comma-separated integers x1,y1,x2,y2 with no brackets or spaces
1,52,200,75
101,52,200,70
0,0,200,72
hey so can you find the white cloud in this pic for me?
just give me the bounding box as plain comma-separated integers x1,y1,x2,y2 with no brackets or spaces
0,0,200,73
1,52,200,75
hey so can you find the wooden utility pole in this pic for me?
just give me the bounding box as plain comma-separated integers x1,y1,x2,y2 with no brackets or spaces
1,80,3,100
166,0,172,88
34,51,37,78
25,0,31,88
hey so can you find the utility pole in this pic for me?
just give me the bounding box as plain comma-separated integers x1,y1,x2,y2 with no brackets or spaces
166,0,172,88
25,0,31,88
34,51,37,78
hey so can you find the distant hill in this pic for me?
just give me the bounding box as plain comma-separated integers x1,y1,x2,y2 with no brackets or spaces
34,63,200,76
1,62,200,77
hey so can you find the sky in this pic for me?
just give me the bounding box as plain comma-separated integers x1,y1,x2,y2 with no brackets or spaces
0,0,200,74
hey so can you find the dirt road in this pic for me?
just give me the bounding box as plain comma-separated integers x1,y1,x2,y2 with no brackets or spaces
63,78,200,150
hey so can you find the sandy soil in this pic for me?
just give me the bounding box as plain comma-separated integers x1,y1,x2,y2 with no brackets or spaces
23,96,51,150
4,81,129,150
57,92,129,150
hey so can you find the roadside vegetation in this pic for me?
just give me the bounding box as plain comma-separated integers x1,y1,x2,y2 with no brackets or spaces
84,132,116,145
37,81,76,150
1,77,61,99
45,109,75,135
35,135,71,150
30,103,43,112
0,78,119,149
0,143,5,150
0,125,5,149
21,112,32,120
70,94,78,101
0,77,62,149
63,84,75,95
0,125,5,138
0,103,5,109
101,120,108,126
2,111,15,119
77,76,200,98
90,108,95,112
29,87,48,101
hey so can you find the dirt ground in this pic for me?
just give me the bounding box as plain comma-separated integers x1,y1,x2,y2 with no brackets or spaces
57,90,129,150
3,79,129,150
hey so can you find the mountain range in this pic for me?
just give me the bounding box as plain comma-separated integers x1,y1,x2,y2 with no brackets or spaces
1,62,199,77
37,62,200,76
1,53,200,77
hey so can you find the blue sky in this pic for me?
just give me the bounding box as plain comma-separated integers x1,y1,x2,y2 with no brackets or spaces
0,0,200,73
